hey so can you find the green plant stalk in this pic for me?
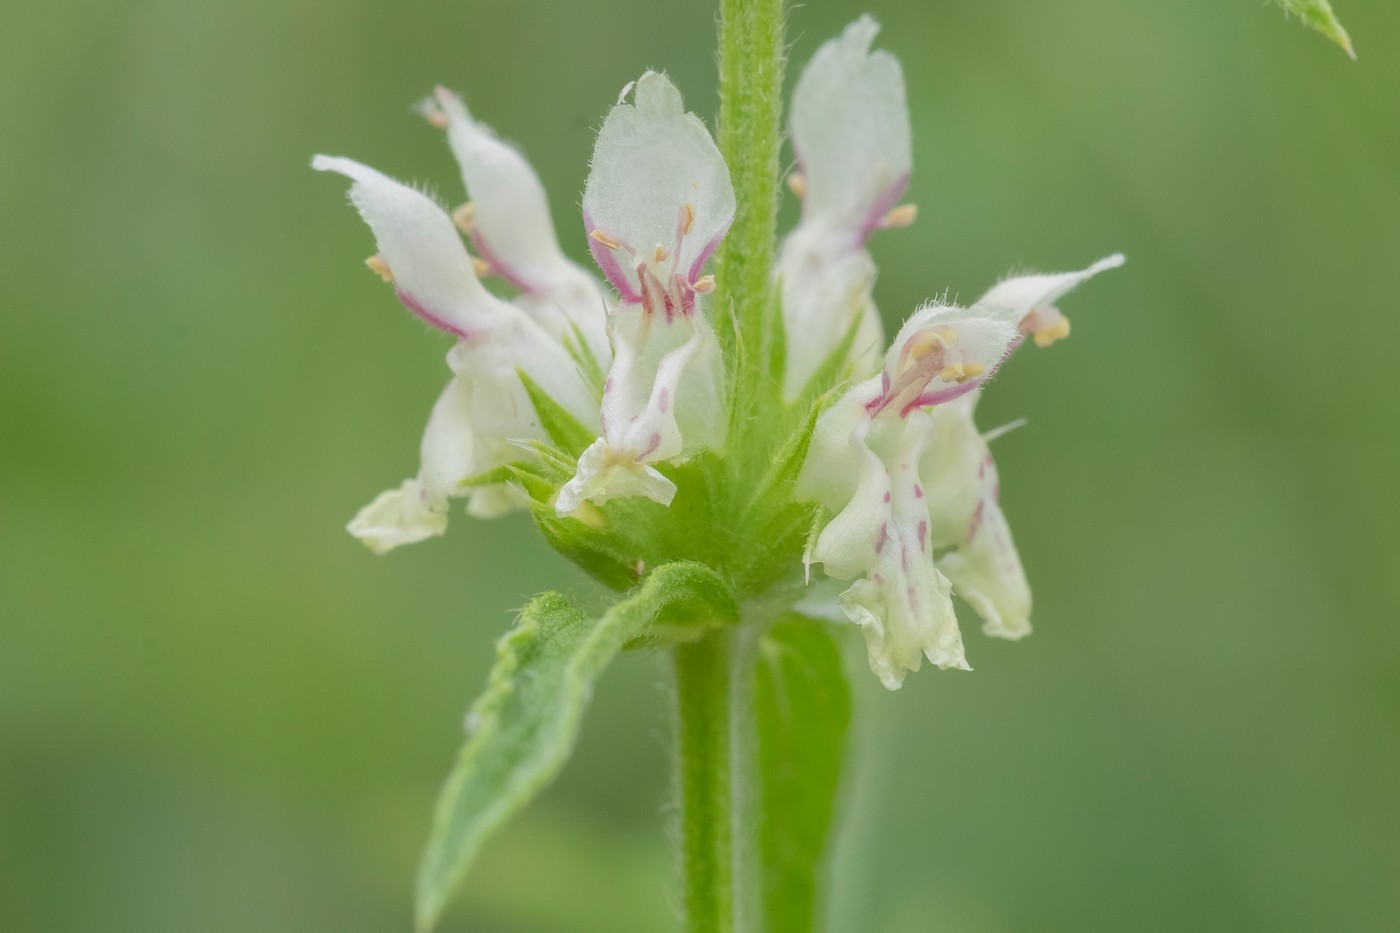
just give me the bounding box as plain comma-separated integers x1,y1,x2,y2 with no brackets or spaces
675,628,748,933
714,0,786,438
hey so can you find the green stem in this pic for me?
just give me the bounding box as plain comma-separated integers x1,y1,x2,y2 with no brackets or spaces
715,0,786,430
675,628,753,933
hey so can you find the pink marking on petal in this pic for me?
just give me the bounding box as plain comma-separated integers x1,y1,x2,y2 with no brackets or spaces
658,387,669,414
883,491,891,504
855,173,911,247
395,289,480,341
687,226,730,283
874,522,887,554
914,484,924,498
968,500,986,541
469,230,534,293
917,520,928,552
583,211,642,302
639,431,662,459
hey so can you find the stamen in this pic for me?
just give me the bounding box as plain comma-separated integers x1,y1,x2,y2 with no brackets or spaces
452,202,475,236
365,254,394,283
1032,315,1071,348
590,229,622,250
471,257,492,278
907,325,957,361
681,203,695,236
691,274,715,295
425,110,449,130
654,244,669,263
880,204,918,228
787,173,808,199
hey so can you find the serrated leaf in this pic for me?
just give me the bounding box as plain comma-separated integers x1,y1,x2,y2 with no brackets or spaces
755,616,852,933
1276,0,1355,58
415,563,739,931
517,369,599,456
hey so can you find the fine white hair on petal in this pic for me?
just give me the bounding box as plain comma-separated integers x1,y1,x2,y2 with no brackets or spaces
974,253,1126,327
583,71,735,296
789,15,912,240
312,154,510,338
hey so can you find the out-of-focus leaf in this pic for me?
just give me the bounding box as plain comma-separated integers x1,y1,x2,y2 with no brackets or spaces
1276,0,1356,58
415,563,738,931
755,616,852,933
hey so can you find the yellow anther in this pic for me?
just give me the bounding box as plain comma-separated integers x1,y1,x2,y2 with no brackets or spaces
425,110,449,130
939,360,983,384
692,274,716,294
787,173,808,199
681,203,695,236
907,325,958,361
654,244,669,263
365,254,394,283
452,202,475,236
590,229,622,250
881,204,918,228
1032,315,1071,348
471,257,492,278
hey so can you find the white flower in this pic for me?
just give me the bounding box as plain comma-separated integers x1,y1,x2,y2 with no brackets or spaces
777,16,913,400
556,72,734,514
799,255,1121,686
312,154,598,551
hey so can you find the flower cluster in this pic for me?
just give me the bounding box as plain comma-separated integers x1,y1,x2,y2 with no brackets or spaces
314,16,1120,688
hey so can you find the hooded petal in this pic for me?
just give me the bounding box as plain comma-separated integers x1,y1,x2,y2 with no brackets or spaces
871,302,1020,417
974,253,1125,346
312,155,512,338
431,89,611,362
432,88,581,295
790,16,911,245
583,71,735,299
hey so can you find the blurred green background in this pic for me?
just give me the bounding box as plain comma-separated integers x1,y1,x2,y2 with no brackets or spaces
3,0,1397,930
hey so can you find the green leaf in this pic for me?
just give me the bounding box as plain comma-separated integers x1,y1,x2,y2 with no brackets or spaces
755,616,852,933
415,563,739,931
1275,0,1355,58
517,369,599,456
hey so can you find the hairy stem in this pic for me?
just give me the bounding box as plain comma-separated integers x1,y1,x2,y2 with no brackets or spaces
715,0,786,428
675,628,755,933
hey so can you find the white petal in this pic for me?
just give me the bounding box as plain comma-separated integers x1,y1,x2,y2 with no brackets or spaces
921,393,1032,639
790,16,911,244
974,253,1125,329
347,479,448,554
556,438,677,514
795,377,883,513
312,155,510,337
777,243,884,400
583,72,735,299
940,496,1031,640
806,408,970,687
